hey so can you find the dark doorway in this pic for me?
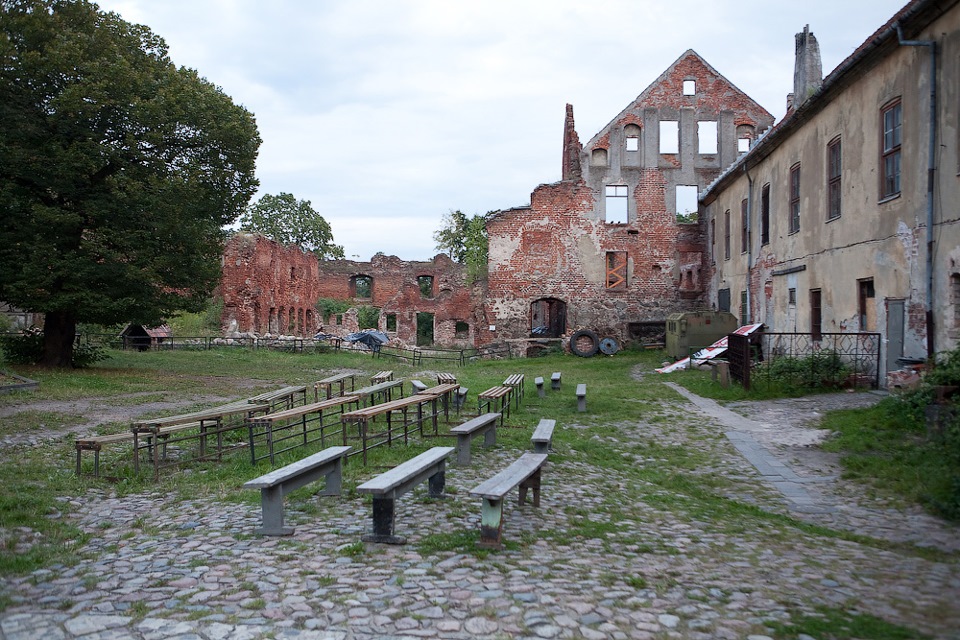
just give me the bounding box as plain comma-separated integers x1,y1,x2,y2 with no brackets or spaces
530,298,567,338
416,312,434,346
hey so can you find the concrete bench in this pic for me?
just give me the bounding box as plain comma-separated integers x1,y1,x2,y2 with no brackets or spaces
409,379,429,393
356,446,454,544
551,372,561,391
531,419,555,454
455,387,469,412
470,452,548,548
576,384,587,412
313,373,356,401
371,370,394,384
535,376,545,398
449,413,500,465
243,445,352,536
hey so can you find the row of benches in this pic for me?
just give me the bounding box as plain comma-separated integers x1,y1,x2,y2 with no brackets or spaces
245,416,556,547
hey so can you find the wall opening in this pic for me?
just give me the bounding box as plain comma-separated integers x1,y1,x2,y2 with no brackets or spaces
455,321,469,338
676,185,699,223
591,148,608,166
417,275,434,298
385,313,397,332
858,279,876,331
659,121,679,154
416,312,434,346
351,274,373,299
606,251,628,289
530,298,567,338
605,185,628,223
698,121,718,154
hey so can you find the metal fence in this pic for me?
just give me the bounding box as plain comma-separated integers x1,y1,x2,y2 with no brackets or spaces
727,331,882,390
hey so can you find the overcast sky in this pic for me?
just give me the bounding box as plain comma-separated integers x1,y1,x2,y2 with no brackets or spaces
96,0,907,261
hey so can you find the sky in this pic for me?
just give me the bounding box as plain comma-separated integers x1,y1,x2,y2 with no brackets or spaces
95,0,909,261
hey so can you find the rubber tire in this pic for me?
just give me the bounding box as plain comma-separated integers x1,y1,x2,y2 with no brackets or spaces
599,336,620,355
570,329,600,357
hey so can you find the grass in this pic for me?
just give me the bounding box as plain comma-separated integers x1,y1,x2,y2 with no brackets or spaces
763,604,933,639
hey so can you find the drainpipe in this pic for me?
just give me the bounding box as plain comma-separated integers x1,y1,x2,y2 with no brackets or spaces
896,22,937,360
744,166,754,324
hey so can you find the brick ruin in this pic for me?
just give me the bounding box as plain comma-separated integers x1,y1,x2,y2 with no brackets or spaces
219,50,774,353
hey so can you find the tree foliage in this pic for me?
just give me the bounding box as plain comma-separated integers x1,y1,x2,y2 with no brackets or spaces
0,0,261,366
239,192,344,259
432,210,489,284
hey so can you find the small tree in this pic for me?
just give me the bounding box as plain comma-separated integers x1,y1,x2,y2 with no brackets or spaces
433,210,489,284
240,193,344,259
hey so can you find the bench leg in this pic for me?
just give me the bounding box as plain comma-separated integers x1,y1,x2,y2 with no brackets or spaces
483,425,496,448
577,394,586,413
363,497,406,544
320,459,343,496
456,434,472,466
519,468,542,507
257,486,294,536
537,382,545,398
478,497,504,548
428,465,447,499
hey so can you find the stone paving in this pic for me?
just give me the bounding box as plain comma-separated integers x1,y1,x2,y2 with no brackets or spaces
2,383,959,640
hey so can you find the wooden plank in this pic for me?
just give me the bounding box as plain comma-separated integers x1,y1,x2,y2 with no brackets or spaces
357,446,454,494
470,453,547,499
254,396,359,423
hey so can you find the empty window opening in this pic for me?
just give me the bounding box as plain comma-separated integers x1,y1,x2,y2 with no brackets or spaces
881,99,902,199
416,312,434,346
698,121,718,154
335,314,342,326
683,80,696,96
659,121,679,154
385,313,397,332
624,123,641,152
738,137,751,153
455,321,469,338
789,163,801,234
530,298,567,338
606,251,628,289
290,267,296,280
417,275,434,298
858,279,876,331
605,185,628,223
591,148,608,166
828,136,842,220
351,274,372,299
676,185,698,223
761,183,770,245
810,289,822,341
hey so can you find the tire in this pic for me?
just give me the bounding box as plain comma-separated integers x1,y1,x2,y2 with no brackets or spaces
570,329,600,357
599,336,620,355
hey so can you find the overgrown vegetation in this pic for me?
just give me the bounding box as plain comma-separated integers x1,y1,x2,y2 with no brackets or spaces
316,298,350,326
0,329,107,368
356,306,380,330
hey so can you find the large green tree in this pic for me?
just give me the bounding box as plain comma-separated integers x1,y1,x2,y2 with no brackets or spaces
0,0,260,366
239,192,344,259
433,209,489,283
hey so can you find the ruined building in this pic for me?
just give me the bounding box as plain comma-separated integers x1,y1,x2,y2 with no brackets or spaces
480,51,774,347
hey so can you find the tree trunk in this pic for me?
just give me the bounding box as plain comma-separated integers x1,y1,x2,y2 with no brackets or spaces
41,311,77,368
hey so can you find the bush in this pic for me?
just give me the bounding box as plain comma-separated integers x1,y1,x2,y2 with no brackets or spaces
356,306,380,330
0,330,107,368
761,349,848,390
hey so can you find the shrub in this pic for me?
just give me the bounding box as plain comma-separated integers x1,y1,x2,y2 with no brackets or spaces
0,330,107,368
761,349,848,390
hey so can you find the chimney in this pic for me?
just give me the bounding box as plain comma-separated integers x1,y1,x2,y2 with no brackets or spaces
793,25,823,106
786,92,795,112
561,103,582,181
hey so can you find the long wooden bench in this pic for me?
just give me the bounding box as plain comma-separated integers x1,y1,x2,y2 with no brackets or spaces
247,385,307,411
313,373,356,401
341,394,439,464
75,431,135,477
353,379,404,407
449,413,500,465
470,452,548,548
247,395,360,464
356,446,454,544
477,386,513,425
531,419,555,454
416,382,461,423
243,445,352,536
371,370,394,384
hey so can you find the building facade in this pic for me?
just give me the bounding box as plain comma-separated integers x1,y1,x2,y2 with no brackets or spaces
701,0,960,378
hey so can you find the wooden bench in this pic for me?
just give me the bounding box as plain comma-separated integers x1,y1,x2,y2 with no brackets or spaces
247,385,307,411
416,383,461,422
371,370,394,384
341,394,440,464
535,376,545,398
470,452,548,548
75,431,135,477
356,446,454,544
531,419,555,454
313,373,356,401
247,395,360,464
449,413,500,465
437,372,457,385
503,374,525,408
243,445,352,536
576,384,587,412
478,386,513,425
551,372,562,390
354,379,404,407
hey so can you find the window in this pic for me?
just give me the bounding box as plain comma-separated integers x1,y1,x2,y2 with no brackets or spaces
659,121,679,154
385,313,397,332
740,198,748,254
718,288,731,312
624,124,640,152
352,275,372,299
810,289,822,341
789,163,801,234
858,279,876,331
683,80,696,95
605,185,628,223
698,121,718,154
455,321,469,338
761,183,770,245
417,275,434,298
723,210,731,260
740,290,749,326
710,219,716,263
738,137,751,153
788,288,797,306
676,185,698,222
827,136,842,219
881,100,902,198
605,251,628,289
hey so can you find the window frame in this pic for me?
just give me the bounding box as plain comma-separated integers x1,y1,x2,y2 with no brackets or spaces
604,184,629,223
723,210,731,261
789,163,801,234
880,99,902,199
605,251,628,290
740,198,748,254
827,136,842,220
760,183,770,245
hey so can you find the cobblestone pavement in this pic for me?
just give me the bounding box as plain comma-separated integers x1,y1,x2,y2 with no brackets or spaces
1,382,958,640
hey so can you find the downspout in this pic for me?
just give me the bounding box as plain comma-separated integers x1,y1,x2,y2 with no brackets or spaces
896,22,937,360
744,166,754,324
